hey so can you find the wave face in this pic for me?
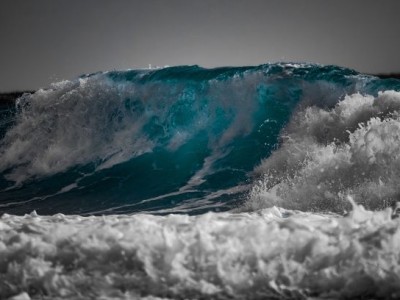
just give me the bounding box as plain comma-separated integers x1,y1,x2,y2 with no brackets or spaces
1,63,399,215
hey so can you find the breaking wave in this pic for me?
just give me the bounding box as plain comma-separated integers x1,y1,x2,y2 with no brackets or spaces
1,63,399,215
1,63,400,299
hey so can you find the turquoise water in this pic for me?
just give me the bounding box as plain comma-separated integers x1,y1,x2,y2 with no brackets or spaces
1,63,398,215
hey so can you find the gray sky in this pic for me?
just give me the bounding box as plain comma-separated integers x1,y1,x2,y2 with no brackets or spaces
1,0,400,91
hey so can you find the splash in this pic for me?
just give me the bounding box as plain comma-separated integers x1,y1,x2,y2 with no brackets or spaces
247,90,400,213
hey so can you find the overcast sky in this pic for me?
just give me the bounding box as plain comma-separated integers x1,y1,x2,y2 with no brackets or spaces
1,0,400,91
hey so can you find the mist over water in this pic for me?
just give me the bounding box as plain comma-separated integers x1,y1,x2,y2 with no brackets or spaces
1,63,400,299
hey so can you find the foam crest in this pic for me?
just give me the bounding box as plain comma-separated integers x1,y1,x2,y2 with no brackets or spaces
248,91,400,212
1,205,400,299
0,71,262,186
0,76,155,184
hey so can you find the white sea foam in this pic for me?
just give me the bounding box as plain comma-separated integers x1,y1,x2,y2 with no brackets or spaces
247,90,400,212
0,77,154,184
0,72,262,185
1,204,400,299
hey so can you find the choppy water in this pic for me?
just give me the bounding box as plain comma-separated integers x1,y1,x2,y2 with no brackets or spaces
1,63,400,299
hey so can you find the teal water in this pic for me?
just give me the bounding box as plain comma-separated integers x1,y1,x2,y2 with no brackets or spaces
0,63,399,215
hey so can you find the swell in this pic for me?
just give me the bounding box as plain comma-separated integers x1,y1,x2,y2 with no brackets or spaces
0,63,399,215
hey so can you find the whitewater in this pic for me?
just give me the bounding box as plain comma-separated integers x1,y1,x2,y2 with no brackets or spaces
1,63,400,299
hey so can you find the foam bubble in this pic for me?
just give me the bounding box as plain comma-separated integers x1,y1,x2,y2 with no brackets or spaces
1,205,400,299
247,90,400,212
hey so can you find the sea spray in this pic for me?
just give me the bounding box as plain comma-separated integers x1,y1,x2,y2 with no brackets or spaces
248,90,400,213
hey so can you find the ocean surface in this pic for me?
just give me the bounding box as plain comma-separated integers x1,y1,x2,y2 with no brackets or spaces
1,63,400,299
